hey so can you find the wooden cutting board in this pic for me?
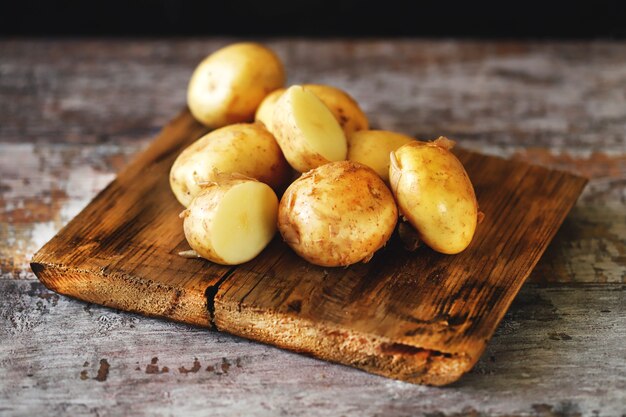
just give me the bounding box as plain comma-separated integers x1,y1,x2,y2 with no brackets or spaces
31,109,587,386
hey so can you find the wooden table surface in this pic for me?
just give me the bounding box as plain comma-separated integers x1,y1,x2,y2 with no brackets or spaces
1,39,624,416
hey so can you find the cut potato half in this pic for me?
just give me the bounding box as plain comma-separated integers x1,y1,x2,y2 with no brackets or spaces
271,85,347,172
182,177,278,265
302,84,369,137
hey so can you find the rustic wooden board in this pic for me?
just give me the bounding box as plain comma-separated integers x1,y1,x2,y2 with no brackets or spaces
30,109,587,386
30,111,219,327
3,280,624,417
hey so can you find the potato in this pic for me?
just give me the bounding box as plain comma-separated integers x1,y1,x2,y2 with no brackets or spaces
278,161,398,267
257,84,368,137
255,88,285,127
302,84,369,137
187,43,285,128
181,176,278,265
347,130,414,182
271,85,347,172
170,123,291,207
389,137,478,254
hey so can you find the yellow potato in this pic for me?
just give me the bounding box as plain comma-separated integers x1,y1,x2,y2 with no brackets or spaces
389,137,478,254
187,43,285,128
257,84,368,137
170,123,291,207
278,161,398,267
302,84,369,137
181,176,278,265
255,88,285,127
348,130,414,182
271,85,347,172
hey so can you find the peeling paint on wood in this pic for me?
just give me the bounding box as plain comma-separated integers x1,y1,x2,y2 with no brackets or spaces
0,143,140,273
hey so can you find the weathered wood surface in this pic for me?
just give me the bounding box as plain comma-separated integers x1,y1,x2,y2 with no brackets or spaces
29,111,225,328
29,106,587,385
1,280,624,416
1,39,625,413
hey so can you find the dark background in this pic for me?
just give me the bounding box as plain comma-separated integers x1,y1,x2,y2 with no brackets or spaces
2,0,625,38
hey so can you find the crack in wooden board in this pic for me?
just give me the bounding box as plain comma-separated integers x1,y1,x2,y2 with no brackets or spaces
30,109,587,385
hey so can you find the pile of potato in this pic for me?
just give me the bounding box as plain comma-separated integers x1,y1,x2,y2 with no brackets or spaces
171,43,479,267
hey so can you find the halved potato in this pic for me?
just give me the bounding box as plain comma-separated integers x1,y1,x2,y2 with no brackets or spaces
303,84,369,137
271,85,347,172
187,43,285,128
181,176,278,265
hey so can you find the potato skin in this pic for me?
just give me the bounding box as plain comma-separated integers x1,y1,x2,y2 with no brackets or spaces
187,43,285,128
255,88,285,127
303,84,369,136
347,130,414,182
278,161,398,267
170,123,291,207
389,138,478,254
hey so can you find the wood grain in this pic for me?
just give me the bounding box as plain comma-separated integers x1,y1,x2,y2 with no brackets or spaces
31,108,586,385
2,279,624,417
30,111,224,327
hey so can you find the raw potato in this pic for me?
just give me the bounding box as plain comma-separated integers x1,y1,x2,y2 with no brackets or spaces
278,161,398,267
170,123,291,207
187,43,285,128
255,88,285,127
271,85,347,172
257,84,368,137
348,130,414,182
389,137,478,254
181,176,278,265
303,84,369,137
